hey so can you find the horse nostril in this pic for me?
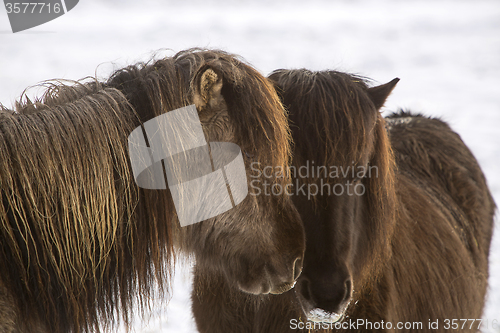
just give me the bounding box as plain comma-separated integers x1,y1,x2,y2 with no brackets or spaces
293,257,303,281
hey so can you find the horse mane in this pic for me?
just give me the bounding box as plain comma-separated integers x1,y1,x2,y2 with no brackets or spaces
107,49,291,179
0,48,291,333
269,70,375,168
269,69,397,286
0,80,174,332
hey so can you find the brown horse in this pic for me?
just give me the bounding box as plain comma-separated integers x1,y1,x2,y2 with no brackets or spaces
0,49,305,333
191,69,495,332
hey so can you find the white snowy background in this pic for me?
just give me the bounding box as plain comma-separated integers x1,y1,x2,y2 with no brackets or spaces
1,0,499,331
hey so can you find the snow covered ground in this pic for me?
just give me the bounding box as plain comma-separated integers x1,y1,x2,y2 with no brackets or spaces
1,0,499,331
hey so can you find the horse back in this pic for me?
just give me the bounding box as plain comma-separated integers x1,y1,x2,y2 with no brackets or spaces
387,111,495,258
381,111,495,330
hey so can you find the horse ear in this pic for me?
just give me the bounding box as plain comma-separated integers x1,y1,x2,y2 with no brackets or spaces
193,65,224,110
367,78,400,110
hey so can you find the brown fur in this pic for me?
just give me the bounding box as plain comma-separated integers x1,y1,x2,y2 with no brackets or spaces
191,69,495,332
0,49,305,333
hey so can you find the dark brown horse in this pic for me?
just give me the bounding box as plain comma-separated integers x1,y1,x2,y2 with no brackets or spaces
191,69,495,332
0,49,305,333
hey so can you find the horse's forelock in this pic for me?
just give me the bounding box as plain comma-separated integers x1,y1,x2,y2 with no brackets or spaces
174,50,292,185
222,64,291,184
270,69,376,178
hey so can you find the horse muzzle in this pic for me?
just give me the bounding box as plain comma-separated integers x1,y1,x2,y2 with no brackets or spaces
295,274,352,323
237,256,303,295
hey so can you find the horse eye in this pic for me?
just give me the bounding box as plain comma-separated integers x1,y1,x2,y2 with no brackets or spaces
244,150,255,159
